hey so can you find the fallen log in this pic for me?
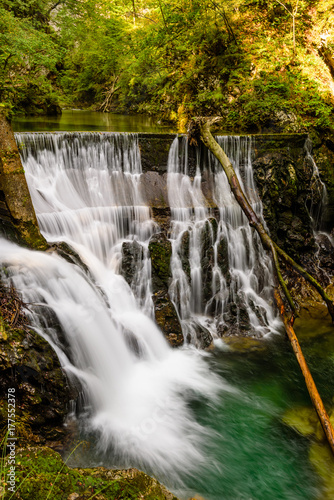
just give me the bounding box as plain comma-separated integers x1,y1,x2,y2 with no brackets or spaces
189,116,334,455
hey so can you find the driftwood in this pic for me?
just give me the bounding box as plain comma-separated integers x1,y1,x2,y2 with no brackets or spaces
189,116,334,455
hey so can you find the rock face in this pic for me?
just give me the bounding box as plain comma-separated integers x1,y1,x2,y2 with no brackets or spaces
0,316,75,445
0,111,47,249
312,135,334,231
121,240,144,286
148,232,184,347
252,136,316,259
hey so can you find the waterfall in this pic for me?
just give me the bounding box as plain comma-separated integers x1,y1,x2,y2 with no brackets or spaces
15,132,156,314
1,132,225,482
167,136,281,345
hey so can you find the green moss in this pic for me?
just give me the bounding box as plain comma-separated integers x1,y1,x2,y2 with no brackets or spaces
14,220,48,251
149,240,172,283
2,447,178,500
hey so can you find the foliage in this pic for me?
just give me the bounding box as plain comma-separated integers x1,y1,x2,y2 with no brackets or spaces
0,0,63,115
1,0,334,132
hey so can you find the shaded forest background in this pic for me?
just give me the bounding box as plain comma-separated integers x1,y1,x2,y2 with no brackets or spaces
1,0,334,133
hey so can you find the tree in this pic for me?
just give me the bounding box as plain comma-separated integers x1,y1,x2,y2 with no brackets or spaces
0,1,63,114
273,0,299,56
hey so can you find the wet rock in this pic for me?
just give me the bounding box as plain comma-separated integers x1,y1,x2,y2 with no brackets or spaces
218,294,252,337
252,150,315,258
149,232,183,346
0,319,76,444
0,111,47,250
217,235,229,281
149,232,172,292
138,134,175,174
139,171,168,208
316,233,334,273
121,240,143,287
152,289,183,347
312,140,334,232
192,322,213,349
180,230,190,279
47,241,90,275
201,219,217,305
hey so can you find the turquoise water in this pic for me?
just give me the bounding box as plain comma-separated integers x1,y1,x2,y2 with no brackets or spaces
11,109,176,133
175,313,334,500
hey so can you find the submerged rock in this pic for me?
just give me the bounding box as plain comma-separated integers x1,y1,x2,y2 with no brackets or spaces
282,405,334,442
309,442,334,500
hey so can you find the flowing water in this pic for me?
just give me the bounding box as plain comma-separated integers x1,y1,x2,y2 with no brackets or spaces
167,136,281,345
0,131,333,499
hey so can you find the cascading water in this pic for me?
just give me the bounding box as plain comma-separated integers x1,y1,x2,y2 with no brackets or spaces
167,136,281,345
1,132,226,483
304,137,334,278
15,132,155,314
304,136,328,231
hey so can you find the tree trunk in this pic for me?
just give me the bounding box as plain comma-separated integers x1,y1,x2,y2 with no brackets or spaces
190,116,334,455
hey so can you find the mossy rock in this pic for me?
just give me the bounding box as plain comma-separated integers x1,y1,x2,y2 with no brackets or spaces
309,442,334,500
149,232,172,289
2,446,179,500
0,316,75,444
152,290,183,347
282,406,334,442
221,336,267,353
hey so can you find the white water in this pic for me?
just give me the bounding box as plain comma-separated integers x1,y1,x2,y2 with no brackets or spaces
2,132,227,482
304,136,328,230
167,136,281,345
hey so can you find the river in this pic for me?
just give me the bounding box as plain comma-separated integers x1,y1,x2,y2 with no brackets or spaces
6,112,334,500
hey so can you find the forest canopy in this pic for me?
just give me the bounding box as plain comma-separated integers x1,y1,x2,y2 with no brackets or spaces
1,0,334,132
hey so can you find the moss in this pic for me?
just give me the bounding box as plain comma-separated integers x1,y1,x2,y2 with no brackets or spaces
0,307,73,445
2,447,179,500
13,220,48,251
149,236,172,284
